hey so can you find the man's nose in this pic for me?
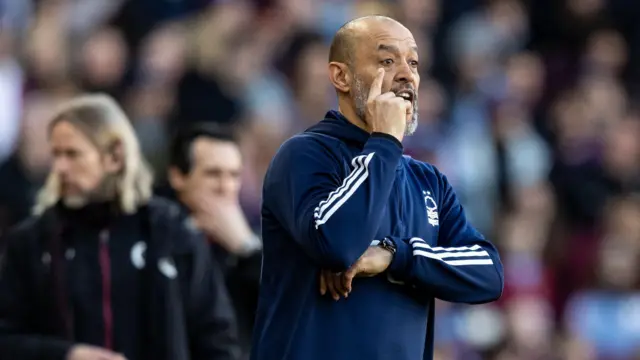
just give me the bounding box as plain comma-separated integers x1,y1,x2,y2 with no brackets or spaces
52,157,70,175
217,177,237,197
394,62,416,85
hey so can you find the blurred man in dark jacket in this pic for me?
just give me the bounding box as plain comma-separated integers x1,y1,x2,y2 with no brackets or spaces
0,94,240,360
166,123,261,357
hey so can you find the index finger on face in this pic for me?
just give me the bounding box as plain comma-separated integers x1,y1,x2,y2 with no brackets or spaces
368,68,385,101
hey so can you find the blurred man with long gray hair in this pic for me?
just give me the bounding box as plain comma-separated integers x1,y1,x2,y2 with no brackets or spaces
0,94,240,360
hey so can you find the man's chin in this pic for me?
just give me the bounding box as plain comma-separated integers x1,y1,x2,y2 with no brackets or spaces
62,195,90,209
405,117,418,136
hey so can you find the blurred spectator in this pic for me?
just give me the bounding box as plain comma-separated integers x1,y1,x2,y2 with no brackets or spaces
0,18,28,231
582,28,628,78
275,29,332,131
0,23,22,165
0,95,240,360
166,123,261,359
77,26,129,99
564,200,640,358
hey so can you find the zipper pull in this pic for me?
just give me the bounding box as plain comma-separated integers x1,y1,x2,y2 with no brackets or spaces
99,230,109,244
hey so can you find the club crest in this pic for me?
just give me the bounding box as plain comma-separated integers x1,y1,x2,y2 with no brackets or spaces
423,191,439,227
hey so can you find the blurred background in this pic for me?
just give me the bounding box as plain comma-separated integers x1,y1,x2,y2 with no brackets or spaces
0,0,639,358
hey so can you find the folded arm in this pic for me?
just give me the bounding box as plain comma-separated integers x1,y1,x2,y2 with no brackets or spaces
266,134,403,272
385,171,504,304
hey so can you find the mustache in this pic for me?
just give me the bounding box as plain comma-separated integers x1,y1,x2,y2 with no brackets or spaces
391,85,417,95
391,85,417,104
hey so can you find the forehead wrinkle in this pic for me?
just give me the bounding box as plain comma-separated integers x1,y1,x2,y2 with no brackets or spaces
374,37,418,48
342,17,419,65
373,40,419,58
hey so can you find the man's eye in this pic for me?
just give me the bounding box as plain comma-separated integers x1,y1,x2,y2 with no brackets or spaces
66,150,79,158
381,59,393,66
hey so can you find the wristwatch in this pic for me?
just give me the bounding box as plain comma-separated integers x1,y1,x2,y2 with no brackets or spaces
378,237,397,255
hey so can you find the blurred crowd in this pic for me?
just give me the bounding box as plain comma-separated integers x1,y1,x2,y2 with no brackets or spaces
0,0,640,359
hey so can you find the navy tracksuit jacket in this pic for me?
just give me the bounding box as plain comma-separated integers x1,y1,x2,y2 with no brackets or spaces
251,110,504,360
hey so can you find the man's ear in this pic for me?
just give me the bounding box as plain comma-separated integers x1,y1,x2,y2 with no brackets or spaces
103,139,124,174
168,166,186,191
328,62,351,93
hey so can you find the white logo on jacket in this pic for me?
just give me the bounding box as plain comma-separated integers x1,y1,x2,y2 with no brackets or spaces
129,241,178,279
423,191,439,227
130,241,147,269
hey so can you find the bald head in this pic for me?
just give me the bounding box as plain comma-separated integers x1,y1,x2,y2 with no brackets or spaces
328,15,406,66
327,15,420,136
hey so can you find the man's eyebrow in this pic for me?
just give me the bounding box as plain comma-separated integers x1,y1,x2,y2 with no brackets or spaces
378,44,400,54
377,44,419,55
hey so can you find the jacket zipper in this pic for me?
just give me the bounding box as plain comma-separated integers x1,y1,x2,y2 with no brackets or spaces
99,230,113,350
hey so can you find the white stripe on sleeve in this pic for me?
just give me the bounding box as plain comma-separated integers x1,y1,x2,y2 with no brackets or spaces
314,153,375,228
314,154,367,219
410,237,494,266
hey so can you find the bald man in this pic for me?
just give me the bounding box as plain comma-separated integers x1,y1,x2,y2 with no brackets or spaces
252,16,503,360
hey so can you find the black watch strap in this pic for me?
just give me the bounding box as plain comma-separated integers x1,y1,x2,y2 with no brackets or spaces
379,237,397,255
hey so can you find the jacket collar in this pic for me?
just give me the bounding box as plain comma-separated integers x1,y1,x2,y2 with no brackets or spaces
306,110,371,147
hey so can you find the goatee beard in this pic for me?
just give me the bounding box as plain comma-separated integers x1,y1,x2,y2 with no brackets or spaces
405,105,419,136
63,174,119,209
352,75,419,136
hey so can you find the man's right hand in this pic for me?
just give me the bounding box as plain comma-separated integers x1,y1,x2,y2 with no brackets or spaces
366,68,410,142
319,245,394,300
192,196,257,255
66,345,127,360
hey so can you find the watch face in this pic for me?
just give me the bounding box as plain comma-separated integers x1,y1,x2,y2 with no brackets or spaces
383,239,396,253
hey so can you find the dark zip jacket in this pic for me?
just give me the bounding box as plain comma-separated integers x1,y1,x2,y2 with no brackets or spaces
251,110,504,360
0,197,240,360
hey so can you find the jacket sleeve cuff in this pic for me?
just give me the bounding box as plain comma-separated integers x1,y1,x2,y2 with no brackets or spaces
363,134,404,167
387,237,412,281
370,132,403,150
